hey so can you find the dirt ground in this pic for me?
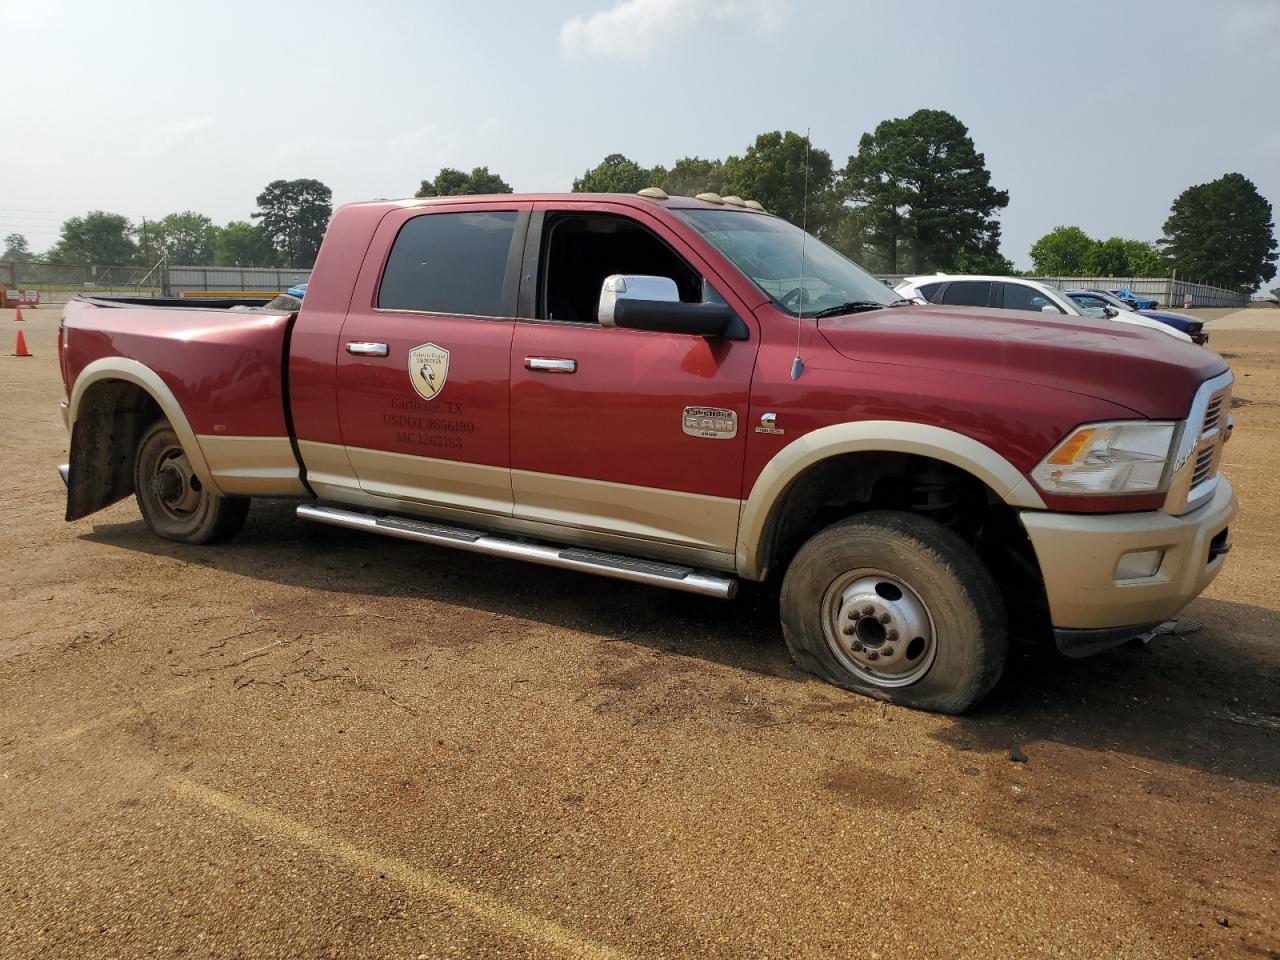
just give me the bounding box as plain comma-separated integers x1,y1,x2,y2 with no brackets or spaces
1,304,1277,959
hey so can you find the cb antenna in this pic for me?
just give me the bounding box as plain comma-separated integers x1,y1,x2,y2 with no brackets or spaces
790,128,811,381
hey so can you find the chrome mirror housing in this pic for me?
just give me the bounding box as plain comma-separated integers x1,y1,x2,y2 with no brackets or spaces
598,274,680,327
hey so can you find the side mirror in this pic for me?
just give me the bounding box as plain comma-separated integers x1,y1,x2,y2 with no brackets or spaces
597,274,746,340
1041,304,1057,313
1103,305,1119,318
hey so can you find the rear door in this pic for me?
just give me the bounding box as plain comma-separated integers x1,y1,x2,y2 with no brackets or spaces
506,201,759,558
996,281,1065,313
936,280,994,308
335,201,530,516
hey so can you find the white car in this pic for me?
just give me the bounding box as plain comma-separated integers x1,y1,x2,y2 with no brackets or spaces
893,274,1192,342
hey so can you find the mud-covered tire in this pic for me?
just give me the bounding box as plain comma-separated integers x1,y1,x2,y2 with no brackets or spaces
780,510,1007,714
133,419,249,545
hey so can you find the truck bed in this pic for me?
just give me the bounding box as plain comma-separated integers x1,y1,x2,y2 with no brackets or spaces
61,296,297,438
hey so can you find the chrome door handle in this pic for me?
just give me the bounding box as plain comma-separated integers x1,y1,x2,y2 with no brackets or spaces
346,341,389,357
525,357,577,374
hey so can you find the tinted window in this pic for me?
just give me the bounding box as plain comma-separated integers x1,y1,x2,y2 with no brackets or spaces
939,281,991,307
541,214,703,324
378,211,517,316
917,282,944,301
1003,283,1062,313
1068,293,1105,309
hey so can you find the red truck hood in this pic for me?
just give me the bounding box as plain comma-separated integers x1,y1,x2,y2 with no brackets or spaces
818,305,1227,419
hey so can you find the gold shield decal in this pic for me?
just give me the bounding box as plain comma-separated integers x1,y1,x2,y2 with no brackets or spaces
408,342,450,401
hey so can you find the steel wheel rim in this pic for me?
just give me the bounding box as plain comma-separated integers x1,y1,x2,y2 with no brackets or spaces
150,444,203,520
820,568,937,688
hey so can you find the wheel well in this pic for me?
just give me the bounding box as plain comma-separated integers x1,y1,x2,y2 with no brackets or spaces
762,451,1051,641
65,379,163,521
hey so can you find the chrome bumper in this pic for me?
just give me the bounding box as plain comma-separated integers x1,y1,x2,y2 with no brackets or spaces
1020,476,1237,648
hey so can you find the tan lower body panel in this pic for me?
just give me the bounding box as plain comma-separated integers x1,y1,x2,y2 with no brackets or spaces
295,440,360,500
295,442,738,571
316,483,736,573
511,469,741,555
343,445,513,518
197,435,306,496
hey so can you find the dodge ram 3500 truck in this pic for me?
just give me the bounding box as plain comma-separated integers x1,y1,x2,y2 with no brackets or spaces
56,191,1238,713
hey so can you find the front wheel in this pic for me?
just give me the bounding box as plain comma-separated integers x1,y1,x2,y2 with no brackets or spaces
133,419,249,545
780,511,1007,714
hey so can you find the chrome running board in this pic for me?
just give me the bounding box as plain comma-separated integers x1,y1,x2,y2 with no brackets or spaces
296,503,738,600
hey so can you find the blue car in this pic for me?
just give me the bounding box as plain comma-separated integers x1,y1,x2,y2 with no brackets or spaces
1066,290,1208,345
1110,287,1158,311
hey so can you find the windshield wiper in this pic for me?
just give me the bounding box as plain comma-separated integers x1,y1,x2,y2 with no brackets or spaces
809,299,910,319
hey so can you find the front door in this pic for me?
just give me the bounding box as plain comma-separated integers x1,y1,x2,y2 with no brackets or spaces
336,202,530,516
508,202,759,557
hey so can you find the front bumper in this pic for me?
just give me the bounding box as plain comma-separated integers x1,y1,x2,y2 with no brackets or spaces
1019,476,1237,653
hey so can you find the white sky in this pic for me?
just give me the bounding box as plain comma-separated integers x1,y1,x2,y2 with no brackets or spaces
3,0,1277,269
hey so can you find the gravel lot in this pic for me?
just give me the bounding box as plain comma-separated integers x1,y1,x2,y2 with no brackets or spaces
1,304,1277,959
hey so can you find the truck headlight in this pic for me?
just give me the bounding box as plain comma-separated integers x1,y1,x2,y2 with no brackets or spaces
1031,421,1178,495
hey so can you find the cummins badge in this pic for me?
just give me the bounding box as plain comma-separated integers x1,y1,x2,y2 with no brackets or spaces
408,343,449,401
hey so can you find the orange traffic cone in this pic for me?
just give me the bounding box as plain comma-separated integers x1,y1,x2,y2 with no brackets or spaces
13,330,30,357
14,303,23,321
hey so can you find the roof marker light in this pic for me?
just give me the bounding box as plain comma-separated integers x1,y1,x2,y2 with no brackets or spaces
695,192,724,204
637,187,668,199
721,195,747,207
743,200,765,211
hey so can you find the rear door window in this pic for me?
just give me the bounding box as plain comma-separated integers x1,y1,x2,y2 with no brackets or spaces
938,281,992,307
1001,282,1063,312
378,210,519,316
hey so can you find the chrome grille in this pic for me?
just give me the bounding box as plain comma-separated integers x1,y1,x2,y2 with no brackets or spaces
1189,384,1230,496
1191,445,1216,487
1203,394,1224,434
1167,372,1233,515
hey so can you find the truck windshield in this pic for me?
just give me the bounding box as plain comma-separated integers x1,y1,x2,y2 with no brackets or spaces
675,209,900,316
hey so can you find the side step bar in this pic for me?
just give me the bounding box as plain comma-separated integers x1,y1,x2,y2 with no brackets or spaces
296,504,738,600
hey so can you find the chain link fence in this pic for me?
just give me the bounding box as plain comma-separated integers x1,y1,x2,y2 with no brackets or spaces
0,262,313,305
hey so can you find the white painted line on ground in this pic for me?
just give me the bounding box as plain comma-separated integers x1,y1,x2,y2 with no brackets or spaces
165,777,634,960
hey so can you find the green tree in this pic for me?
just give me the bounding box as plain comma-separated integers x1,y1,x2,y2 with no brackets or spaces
252,178,333,268
1029,225,1094,275
1119,239,1168,276
1082,236,1130,276
843,109,1009,274
162,212,220,264
659,157,725,197
1161,172,1277,289
722,131,839,236
953,242,1015,275
214,221,278,267
1,233,32,263
135,212,221,265
572,153,664,193
416,166,513,197
46,211,136,265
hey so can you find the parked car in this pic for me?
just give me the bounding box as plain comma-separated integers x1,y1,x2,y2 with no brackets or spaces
56,191,1235,714
894,274,1192,341
1112,287,1159,311
1067,289,1208,345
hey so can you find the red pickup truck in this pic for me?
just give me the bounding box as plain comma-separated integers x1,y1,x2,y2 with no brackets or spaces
56,191,1237,713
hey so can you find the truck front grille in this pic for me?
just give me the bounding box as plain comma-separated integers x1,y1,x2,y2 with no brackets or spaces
1167,372,1233,515
1202,394,1224,434
1187,383,1231,501
1191,444,1216,487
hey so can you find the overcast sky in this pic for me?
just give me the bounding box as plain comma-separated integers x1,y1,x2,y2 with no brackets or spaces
2,0,1277,268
